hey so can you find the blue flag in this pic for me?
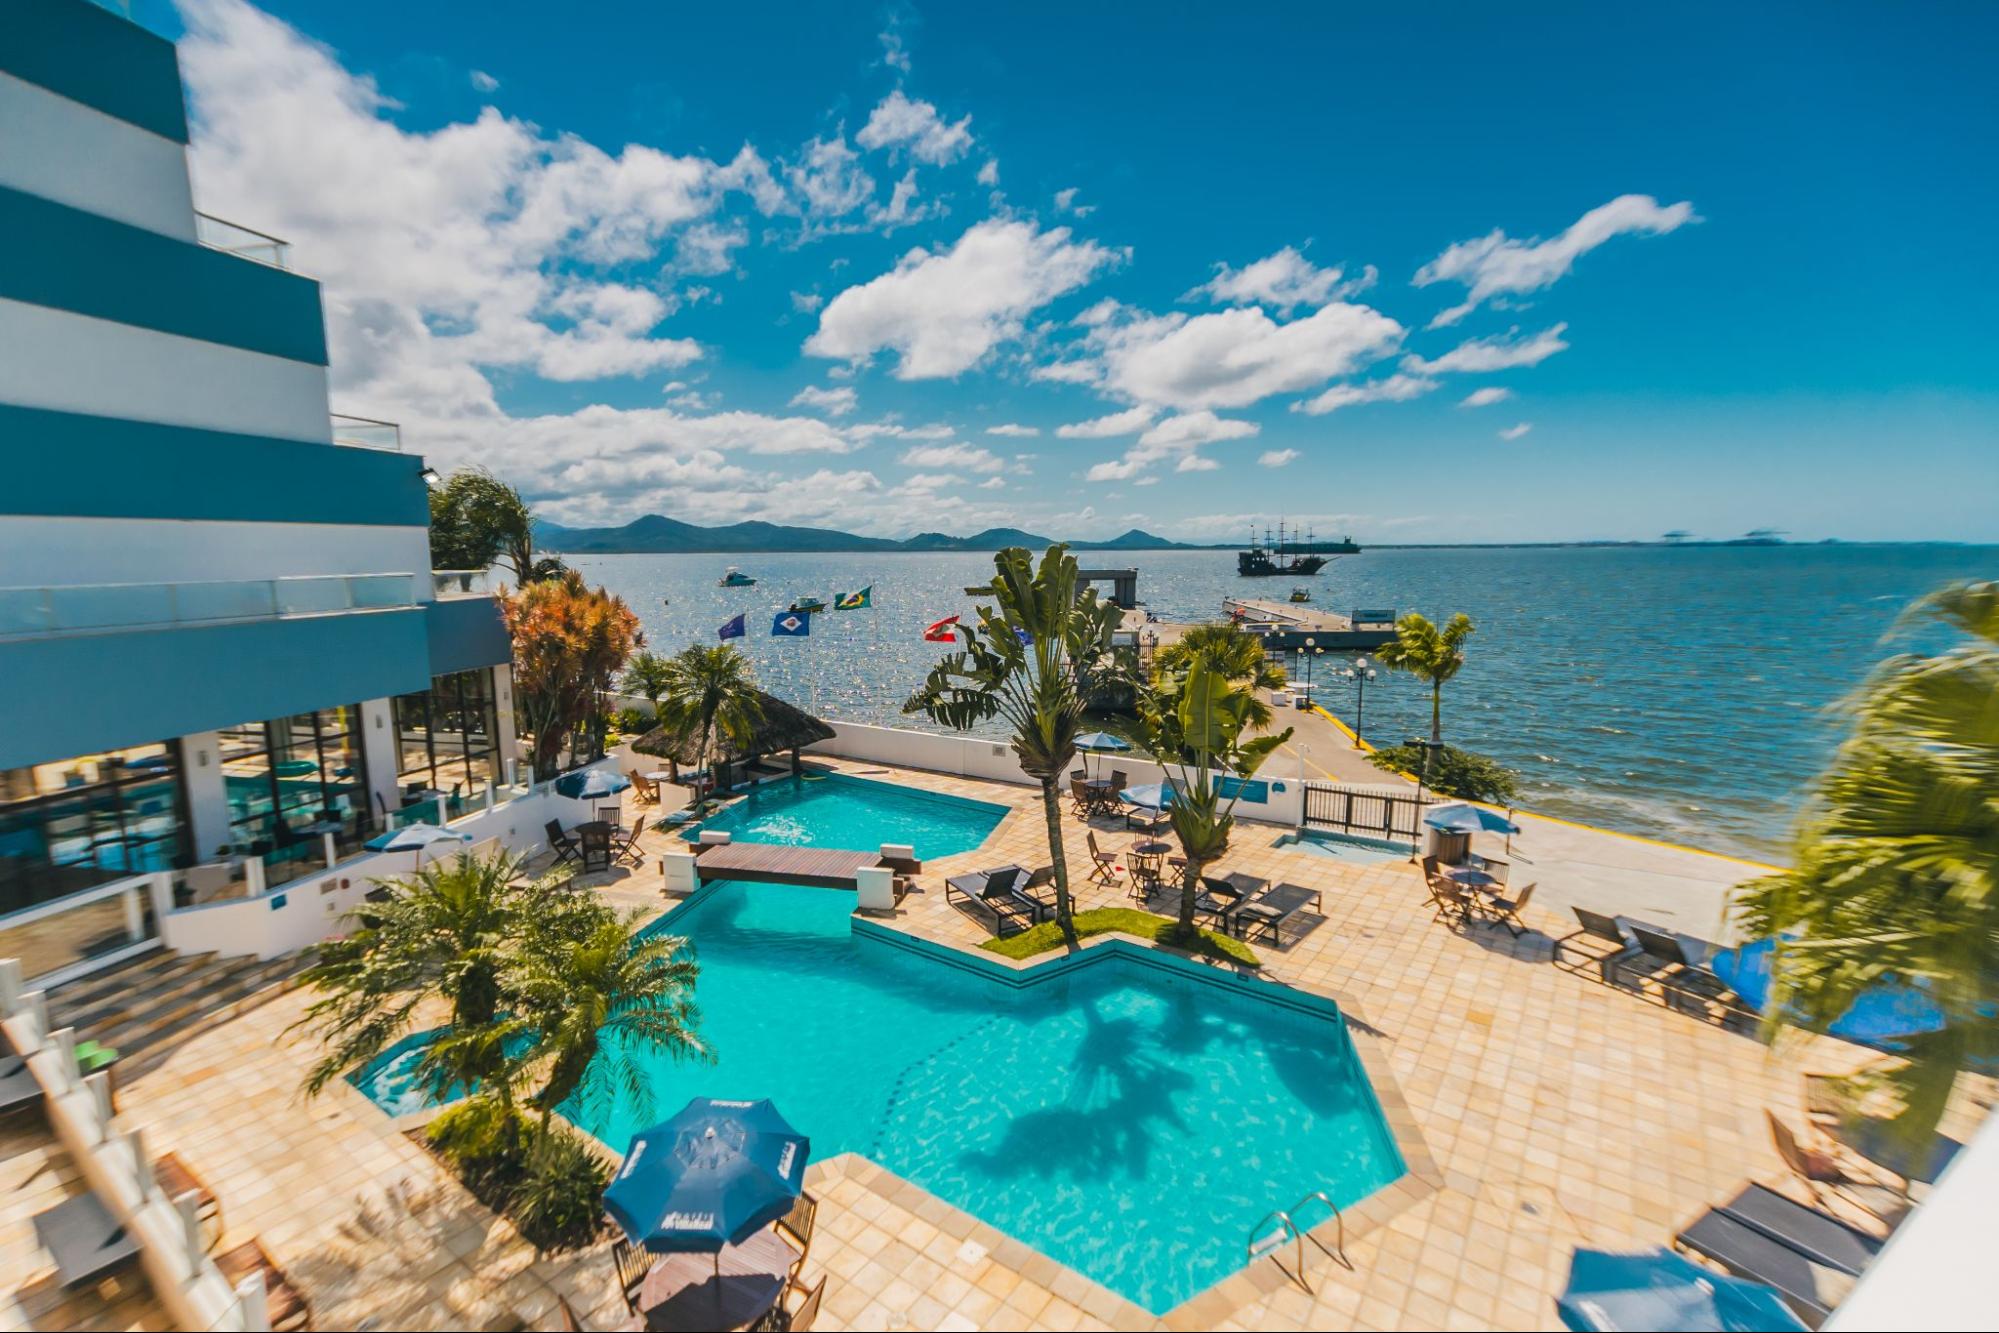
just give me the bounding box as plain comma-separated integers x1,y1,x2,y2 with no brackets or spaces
771,610,811,637
1014,627,1034,646
718,613,746,640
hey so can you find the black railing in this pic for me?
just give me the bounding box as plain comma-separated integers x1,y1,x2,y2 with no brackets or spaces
1302,782,1425,838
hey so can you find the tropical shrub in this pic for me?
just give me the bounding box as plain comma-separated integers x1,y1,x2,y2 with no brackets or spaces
501,572,643,781
510,1128,614,1253
1368,743,1520,803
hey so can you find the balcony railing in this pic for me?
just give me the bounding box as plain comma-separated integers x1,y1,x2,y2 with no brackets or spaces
432,569,494,599
193,212,290,270
329,413,402,451
0,573,419,639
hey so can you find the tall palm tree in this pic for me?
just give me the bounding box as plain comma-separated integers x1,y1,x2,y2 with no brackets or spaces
1131,658,1292,940
1374,611,1475,746
657,644,763,805
512,913,707,1143
622,649,674,721
1741,581,1999,1144
291,850,540,1099
1152,621,1289,730
906,545,1123,945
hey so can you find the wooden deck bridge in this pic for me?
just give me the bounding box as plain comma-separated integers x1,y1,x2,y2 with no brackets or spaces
689,841,888,888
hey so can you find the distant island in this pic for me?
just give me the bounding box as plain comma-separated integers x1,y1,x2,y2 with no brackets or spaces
534,515,1201,555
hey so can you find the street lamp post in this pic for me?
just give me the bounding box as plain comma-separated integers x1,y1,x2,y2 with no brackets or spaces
1300,637,1317,697
1338,656,1378,749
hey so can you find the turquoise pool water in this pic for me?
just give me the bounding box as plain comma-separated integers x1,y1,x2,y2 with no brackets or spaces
681,772,1007,861
356,882,1406,1313
1274,829,1415,866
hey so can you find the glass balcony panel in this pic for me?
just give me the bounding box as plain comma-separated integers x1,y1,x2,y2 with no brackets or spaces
273,577,354,616
175,580,278,623
47,583,173,631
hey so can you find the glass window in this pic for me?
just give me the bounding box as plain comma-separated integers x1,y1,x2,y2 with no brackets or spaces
0,743,188,917
393,669,501,816
220,706,370,882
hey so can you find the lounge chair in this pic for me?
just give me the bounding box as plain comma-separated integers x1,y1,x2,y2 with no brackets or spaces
1629,925,1749,1018
1481,881,1536,937
33,1192,139,1289
544,819,580,866
1673,1209,1840,1328
1712,1182,1885,1276
213,1238,312,1330
944,866,1041,935
1553,907,1636,981
1767,1110,1910,1229
1193,873,1267,931
1016,866,1058,917
1230,881,1322,944
1085,832,1119,884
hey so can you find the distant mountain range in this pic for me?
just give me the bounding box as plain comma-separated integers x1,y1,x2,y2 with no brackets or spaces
533,514,1201,554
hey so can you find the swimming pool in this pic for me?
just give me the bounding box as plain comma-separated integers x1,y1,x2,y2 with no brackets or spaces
1274,828,1415,866
354,882,1405,1313
681,772,1008,861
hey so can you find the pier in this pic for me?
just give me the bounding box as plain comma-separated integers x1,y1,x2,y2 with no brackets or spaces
1219,598,1399,649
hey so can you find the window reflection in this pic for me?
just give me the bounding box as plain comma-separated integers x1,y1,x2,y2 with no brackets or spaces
394,669,502,819
1,743,188,916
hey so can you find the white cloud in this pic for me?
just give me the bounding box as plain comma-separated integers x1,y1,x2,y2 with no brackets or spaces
985,422,1039,437
979,475,1006,489
470,70,498,93
1416,194,1698,327
1136,411,1258,449
1460,386,1514,408
976,159,999,187
1498,422,1533,441
1070,301,1404,411
1293,372,1436,416
899,442,1004,473
1056,405,1157,438
1175,454,1221,472
856,90,973,165
790,290,824,314
1052,186,1095,217
786,135,876,217
878,27,911,73
808,219,1123,378
1259,448,1299,468
1191,246,1376,312
788,383,857,416
1404,324,1569,374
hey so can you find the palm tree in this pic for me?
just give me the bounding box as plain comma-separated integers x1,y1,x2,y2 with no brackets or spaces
1375,611,1475,745
513,913,707,1144
1131,657,1293,940
1152,621,1289,730
622,649,674,722
1741,581,1999,1145
657,644,763,805
291,850,544,1099
906,545,1123,945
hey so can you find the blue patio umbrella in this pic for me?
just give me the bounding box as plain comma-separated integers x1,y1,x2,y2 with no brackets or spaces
363,823,471,869
1422,802,1520,835
1117,782,1179,811
1709,938,1947,1048
606,1098,811,1256
1074,731,1132,779
554,768,632,800
1557,1248,1807,1332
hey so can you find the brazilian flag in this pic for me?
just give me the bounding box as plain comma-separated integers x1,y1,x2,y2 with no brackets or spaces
833,585,873,610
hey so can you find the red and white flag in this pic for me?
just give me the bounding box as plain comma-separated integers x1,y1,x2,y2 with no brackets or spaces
923,615,961,643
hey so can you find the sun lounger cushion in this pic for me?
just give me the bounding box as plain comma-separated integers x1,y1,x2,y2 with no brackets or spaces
1718,1183,1883,1277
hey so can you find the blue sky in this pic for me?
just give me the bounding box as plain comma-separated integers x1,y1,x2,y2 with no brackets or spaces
136,0,1997,542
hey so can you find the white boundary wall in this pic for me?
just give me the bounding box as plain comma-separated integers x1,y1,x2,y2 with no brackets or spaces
805,720,1307,828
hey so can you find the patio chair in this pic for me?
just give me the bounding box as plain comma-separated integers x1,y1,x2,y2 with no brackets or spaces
753,1273,826,1332
1482,881,1536,937
1430,879,1479,930
610,814,647,865
630,772,659,804
1767,1111,1911,1229
612,1235,654,1314
155,1151,222,1252
1069,775,1096,818
578,823,614,872
1803,1072,1857,1133
1553,907,1636,981
214,1238,311,1331
1085,831,1119,884
1124,805,1169,834
773,1190,818,1277
544,820,581,866
1231,882,1322,944
1107,768,1130,791
1672,1208,1838,1328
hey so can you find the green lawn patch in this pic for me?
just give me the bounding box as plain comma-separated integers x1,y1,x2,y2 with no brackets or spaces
979,907,1260,967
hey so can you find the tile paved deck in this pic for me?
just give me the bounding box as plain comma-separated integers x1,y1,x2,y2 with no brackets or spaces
9,753,1984,1331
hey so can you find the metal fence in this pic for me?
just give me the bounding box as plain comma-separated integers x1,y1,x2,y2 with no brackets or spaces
1302,781,1426,838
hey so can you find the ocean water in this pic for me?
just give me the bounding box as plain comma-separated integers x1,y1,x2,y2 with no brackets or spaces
569,544,1995,861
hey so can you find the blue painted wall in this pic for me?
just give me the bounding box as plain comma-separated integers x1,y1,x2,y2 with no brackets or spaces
0,187,329,365
425,596,513,675
0,0,189,143
0,404,429,525
0,608,432,769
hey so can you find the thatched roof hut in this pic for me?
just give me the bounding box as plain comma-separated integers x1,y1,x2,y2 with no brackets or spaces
630,689,836,777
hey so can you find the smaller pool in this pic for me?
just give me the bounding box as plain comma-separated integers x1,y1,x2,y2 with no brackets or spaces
1275,828,1414,866
681,771,1008,861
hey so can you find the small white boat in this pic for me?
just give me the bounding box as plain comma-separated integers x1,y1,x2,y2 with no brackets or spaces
718,567,756,588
